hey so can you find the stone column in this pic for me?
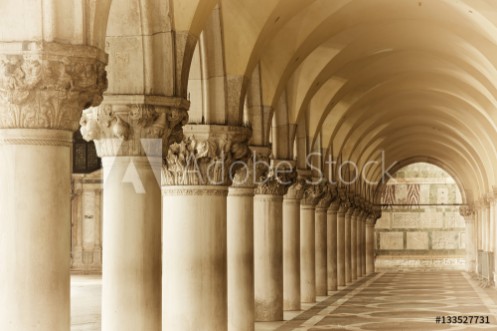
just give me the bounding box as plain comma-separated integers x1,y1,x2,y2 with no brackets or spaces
254,165,293,322
82,100,186,331
283,180,305,310
327,201,339,291
300,185,323,303
350,208,358,281
366,216,376,274
337,202,348,286
227,148,263,331
0,44,107,331
460,205,476,273
228,185,254,331
315,184,332,296
357,211,363,277
345,206,353,284
360,211,367,276
363,211,369,275
162,125,250,331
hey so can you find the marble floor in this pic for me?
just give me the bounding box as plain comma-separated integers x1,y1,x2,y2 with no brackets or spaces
71,271,497,330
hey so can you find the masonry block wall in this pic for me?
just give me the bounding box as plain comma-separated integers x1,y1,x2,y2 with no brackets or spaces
375,163,466,270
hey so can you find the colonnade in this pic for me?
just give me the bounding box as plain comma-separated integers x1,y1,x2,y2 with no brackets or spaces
461,194,497,285
0,43,379,330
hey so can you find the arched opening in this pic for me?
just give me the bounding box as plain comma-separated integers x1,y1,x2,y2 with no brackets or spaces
375,162,467,270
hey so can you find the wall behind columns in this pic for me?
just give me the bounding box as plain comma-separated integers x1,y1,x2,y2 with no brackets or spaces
71,171,103,274
375,163,466,271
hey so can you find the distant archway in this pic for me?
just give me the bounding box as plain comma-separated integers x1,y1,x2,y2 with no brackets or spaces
374,162,466,271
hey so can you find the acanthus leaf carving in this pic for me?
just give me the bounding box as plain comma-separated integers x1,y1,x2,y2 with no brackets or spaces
232,147,270,188
254,162,295,196
162,125,251,186
286,178,307,200
80,101,190,157
301,184,324,206
0,43,108,131
317,183,337,209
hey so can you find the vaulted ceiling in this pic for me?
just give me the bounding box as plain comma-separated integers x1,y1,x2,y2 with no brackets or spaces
187,0,497,204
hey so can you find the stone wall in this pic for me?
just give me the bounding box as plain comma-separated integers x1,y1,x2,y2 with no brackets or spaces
71,170,103,274
375,163,466,270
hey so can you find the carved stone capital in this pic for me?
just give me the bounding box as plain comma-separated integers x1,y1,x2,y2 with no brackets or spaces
80,98,188,157
338,196,351,215
162,125,251,186
373,205,382,219
301,184,324,206
0,42,107,130
286,178,307,200
328,200,341,213
232,146,271,188
254,159,295,196
459,205,475,218
317,183,337,209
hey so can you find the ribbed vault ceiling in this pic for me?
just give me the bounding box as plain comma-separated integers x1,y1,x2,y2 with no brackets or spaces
215,0,497,204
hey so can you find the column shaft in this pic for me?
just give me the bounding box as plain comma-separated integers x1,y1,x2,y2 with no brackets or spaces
228,187,254,331
315,208,327,296
362,217,367,276
366,221,375,274
301,204,316,302
345,210,352,283
337,210,346,286
357,215,364,278
163,186,228,331
351,213,357,280
356,215,363,277
0,130,72,331
465,218,476,273
327,208,338,291
102,157,161,331
254,194,283,321
283,198,301,310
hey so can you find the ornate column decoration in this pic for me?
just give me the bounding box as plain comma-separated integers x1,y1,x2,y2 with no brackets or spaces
162,125,251,186
286,177,307,200
0,41,107,331
80,97,189,157
162,125,251,331
0,42,107,131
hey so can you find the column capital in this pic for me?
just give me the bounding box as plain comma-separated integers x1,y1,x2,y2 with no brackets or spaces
232,145,270,188
301,184,324,206
285,177,307,200
328,200,341,213
254,159,295,196
162,124,251,186
80,99,189,157
0,42,107,131
459,204,475,219
317,183,337,210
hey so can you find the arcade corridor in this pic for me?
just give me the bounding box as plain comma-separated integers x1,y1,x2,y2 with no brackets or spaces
3,0,497,330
